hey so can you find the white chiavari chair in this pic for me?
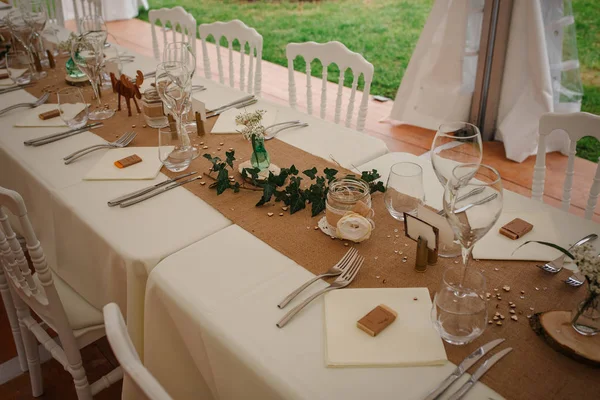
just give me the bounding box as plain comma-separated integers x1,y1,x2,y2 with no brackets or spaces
149,6,196,61
72,0,102,25
198,19,263,95
103,303,173,400
286,41,374,132
533,112,600,219
0,186,122,400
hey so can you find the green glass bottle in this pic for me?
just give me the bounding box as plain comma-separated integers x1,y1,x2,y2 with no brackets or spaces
250,134,270,171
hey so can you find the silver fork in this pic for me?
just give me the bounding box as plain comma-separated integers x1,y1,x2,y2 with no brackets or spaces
537,234,598,274
277,248,358,309
565,272,585,287
276,255,364,328
63,131,136,165
265,122,309,141
0,92,50,117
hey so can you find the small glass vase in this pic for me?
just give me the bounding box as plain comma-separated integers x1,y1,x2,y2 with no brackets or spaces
65,54,86,79
251,134,270,171
571,294,600,336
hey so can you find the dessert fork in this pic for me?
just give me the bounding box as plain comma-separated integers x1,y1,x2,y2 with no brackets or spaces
565,272,585,287
265,122,309,141
537,234,597,274
277,248,358,309
276,255,364,328
63,131,136,164
0,92,50,117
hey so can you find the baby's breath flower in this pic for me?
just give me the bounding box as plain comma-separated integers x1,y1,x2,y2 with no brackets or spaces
235,110,266,141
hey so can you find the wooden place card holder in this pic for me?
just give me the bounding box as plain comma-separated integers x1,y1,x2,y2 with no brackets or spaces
404,213,439,272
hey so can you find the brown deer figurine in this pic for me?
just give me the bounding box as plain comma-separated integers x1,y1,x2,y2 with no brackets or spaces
110,70,144,117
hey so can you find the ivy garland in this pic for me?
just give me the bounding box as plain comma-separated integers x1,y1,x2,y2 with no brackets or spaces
202,151,385,217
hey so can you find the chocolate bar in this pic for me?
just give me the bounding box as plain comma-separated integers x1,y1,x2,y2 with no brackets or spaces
38,109,61,120
114,154,142,169
357,304,397,337
499,218,533,240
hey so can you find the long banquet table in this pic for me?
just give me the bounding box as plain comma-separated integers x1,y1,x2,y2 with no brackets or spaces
0,21,388,354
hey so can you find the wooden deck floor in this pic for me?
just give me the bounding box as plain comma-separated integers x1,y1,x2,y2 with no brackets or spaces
1,16,599,399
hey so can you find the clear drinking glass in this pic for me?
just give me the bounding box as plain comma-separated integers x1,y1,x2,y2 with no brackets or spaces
6,9,46,79
384,162,425,221
432,265,487,345
6,51,32,84
163,41,199,158
443,164,503,282
158,127,193,172
57,87,88,129
431,122,483,257
155,61,193,155
71,32,115,120
20,0,48,66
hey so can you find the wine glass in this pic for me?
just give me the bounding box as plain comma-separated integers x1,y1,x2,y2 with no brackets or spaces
6,9,46,79
78,14,108,37
431,265,487,345
71,32,115,120
158,127,193,172
163,41,200,158
431,122,483,257
155,61,193,154
20,0,49,68
384,162,425,221
443,164,503,283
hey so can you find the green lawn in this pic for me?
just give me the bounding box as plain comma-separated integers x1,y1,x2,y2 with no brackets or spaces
139,0,600,161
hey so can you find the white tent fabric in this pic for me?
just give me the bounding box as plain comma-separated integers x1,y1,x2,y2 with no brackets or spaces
390,0,583,163
61,0,149,22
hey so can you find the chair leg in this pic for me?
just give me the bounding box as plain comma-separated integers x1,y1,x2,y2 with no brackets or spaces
0,273,28,371
14,298,43,396
69,361,93,400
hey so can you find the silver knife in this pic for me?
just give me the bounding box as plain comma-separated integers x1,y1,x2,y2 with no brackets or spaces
119,176,201,208
423,338,505,400
208,98,258,118
454,193,499,214
207,95,255,115
438,187,485,216
108,171,197,207
25,122,104,146
0,84,35,95
447,347,513,400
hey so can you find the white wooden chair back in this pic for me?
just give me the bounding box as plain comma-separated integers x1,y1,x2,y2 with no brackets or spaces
104,303,173,400
198,19,263,95
72,0,102,23
149,6,197,61
0,187,75,341
533,112,600,219
286,41,374,132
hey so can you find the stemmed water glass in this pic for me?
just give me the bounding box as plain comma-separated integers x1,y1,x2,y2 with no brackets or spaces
6,9,46,79
155,61,193,154
443,163,503,279
431,122,483,257
71,32,115,120
20,0,48,65
163,41,200,158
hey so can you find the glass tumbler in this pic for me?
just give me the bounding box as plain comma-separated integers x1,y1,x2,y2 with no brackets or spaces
6,50,32,84
384,162,425,221
431,266,487,345
158,127,193,172
57,87,88,129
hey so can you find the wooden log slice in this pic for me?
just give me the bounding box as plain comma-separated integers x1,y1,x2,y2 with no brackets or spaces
530,310,600,367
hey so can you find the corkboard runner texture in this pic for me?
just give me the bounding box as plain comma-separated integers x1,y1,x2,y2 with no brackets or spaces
21,59,599,400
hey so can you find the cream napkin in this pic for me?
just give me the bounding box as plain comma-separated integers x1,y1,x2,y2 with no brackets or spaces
211,103,278,134
472,211,562,261
14,103,87,128
324,288,447,367
84,147,166,181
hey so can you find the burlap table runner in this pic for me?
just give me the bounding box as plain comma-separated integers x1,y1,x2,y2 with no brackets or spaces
23,59,599,399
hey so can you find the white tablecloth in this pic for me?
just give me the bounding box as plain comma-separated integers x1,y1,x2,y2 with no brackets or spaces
144,225,501,400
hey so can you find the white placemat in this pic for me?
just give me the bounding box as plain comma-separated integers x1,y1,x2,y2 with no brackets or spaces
14,103,87,127
324,287,447,367
211,103,278,134
472,211,565,261
83,147,165,181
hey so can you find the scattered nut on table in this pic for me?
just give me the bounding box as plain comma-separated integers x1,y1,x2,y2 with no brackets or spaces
267,212,274,217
